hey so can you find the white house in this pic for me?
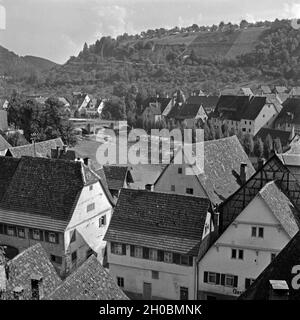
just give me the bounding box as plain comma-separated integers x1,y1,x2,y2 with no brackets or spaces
104,189,214,300
197,181,300,299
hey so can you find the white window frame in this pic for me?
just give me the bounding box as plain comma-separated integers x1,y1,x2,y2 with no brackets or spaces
149,249,158,261
111,243,123,255
164,252,173,263
87,203,95,212
225,274,235,287
208,272,217,284
134,246,143,258
49,232,57,243
33,229,41,240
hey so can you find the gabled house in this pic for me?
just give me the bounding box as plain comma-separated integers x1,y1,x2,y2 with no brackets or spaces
238,88,253,96
255,85,272,96
197,181,300,299
73,93,91,117
141,97,173,123
240,231,300,300
186,96,219,115
0,243,62,300
46,255,128,300
274,98,300,135
102,165,134,198
175,103,208,128
5,138,64,158
289,87,300,98
104,189,214,300
154,136,255,206
274,86,288,95
0,156,113,278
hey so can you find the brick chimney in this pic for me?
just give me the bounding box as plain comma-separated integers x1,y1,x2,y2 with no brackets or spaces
240,163,247,184
31,274,44,300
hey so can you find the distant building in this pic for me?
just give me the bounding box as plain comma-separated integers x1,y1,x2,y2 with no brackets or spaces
175,102,208,128
0,109,8,132
104,189,214,300
186,95,219,115
141,97,173,123
0,156,113,277
0,136,11,156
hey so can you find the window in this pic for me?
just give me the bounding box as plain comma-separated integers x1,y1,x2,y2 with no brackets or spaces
86,248,94,259
225,275,235,287
17,227,25,239
71,251,77,262
134,246,143,258
180,287,189,300
99,215,106,227
252,227,257,237
117,277,124,288
87,203,95,212
258,227,264,238
32,229,41,240
271,253,277,262
51,255,62,265
186,188,194,195
231,249,237,259
48,232,57,244
180,255,190,266
245,278,255,289
232,249,243,260
171,185,176,192
149,249,157,261
70,230,76,243
111,243,126,255
245,121,247,124
164,252,173,263
242,128,246,132
238,250,244,260
208,272,217,284
7,226,16,237
178,167,183,174
89,185,93,191
252,226,264,238
0,224,4,234
152,271,159,279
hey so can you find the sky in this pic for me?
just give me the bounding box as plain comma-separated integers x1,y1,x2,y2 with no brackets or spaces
0,0,300,64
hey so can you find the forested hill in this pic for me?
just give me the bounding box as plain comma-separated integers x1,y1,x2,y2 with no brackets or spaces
4,18,300,96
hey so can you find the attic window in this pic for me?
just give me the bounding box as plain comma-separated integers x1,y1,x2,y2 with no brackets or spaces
178,167,183,174
89,185,93,191
99,215,106,227
87,203,95,212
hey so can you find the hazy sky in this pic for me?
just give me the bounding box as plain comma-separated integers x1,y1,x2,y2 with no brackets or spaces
0,0,300,64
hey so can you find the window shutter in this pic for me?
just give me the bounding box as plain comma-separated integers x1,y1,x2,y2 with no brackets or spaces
40,230,44,241
216,273,221,285
203,271,208,283
143,247,149,259
29,229,33,240
111,242,115,253
234,276,238,288
130,245,135,257
45,231,49,242
0,224,3,234
189,256,193,266
157,250,164,261
56,233,59,244
122,244,127,255
221,274,225,286
173,253,180,264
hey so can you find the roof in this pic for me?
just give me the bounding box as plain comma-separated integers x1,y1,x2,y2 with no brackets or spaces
266,94,283,113
259,181,300,238
46,255,128,300
176,103,204,119
0,156,99,227
155,136,255,205
0,135,11,151
2,244,62,300
104,189,211,256
103,166,133,191
261,85,272,94
274,86,288,94
275,98,300,125
6,138,64,158
242,96,267,120
142,97,172,115
186,96,219,112
92,167,115,205
240,231,300,300
167,102,182,118
0,157,20,201
255,128,292,147
290,87,300,97
239,88,253,96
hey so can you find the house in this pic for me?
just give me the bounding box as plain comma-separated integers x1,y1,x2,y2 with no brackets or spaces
254,128,294,152
289,87,300,98
141,97,173,123
154,136,255,206
0,243,62,300
46,255,128,300
104,189,214,300
0,135,11,156
211,95,281,135
186,95,219,115
278,152,300,184
274,98,300,135
5,138,64,158
50,145,77,160
102,165,134,198
238,88,253,96
73,93,91,117
255,85,272,96
197,181,300,299
0,156,113,277
273,86,288,95
85,98,102,118
240,231,300,300
175,103,208,128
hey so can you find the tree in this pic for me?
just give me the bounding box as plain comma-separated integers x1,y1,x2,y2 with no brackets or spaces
203,123,211,141
102,96,127,120
242,134,254,156
215,126,223,139
253,137,264,158
5,132,28,147
264,134,273,159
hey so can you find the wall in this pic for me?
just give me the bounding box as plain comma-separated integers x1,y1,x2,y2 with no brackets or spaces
0,110,8,132
107,242,196,300
197,196,292,299
253,103,278,135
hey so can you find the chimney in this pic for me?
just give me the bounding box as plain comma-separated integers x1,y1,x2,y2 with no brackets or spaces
13,286,24,300
268,280,289,300
31,274,44,300
240,163,247,184
145,184,153,191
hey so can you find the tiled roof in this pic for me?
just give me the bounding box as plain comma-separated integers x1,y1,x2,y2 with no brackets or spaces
3,244,62,300
0,135,11,151
0,156,98,225
274,86,288,94
261,85,272,94
275,98,300,125
255,128,291,147
186,96,219,112
167,102,182,118
103,166,133,191
104,189,211,256
46,255,128,300
176,103,206,119
240,231,300,300
0,157,20,201
6,138,64,158
92,167,115,205
259,181,300,238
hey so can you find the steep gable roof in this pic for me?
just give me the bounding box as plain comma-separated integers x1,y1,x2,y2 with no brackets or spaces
0,156,98,224
275,98,300,125
240,231,300,300
0,157,20,201
0,135,11,151
186,96,219,112
46,255,128,300
6,138,64,158
176,103,204,119
104,189,211,256
103,165,133,191
242,96,267,120
2,244,62,300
